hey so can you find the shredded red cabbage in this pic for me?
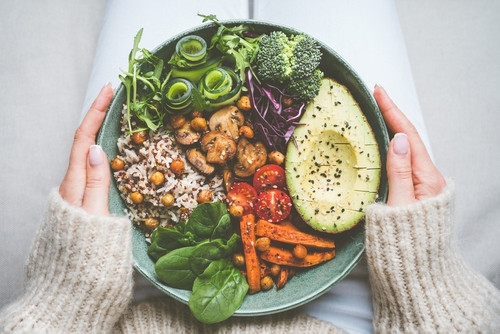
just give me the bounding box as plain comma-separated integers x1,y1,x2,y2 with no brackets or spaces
246,69,306,152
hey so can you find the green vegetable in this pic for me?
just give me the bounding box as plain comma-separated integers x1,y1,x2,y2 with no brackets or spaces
189,234,240,275
189,259,248,324
148,224,198,261
119,28,167,132
169,35,222,83
183,201,233,241
175,35,208,64
255,30,323,101
170,56,221,83
155,246,197,289
198,67,242,111
162,78,195,114
148,201,246,323
199,14,262,83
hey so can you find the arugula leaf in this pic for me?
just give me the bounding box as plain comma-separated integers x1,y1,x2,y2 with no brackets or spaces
120,29,167,133
198,14,262,83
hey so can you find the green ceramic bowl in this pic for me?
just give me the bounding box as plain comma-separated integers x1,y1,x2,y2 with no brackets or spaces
97,20,389,316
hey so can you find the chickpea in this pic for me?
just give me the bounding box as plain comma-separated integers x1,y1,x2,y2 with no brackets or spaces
161,193,175,207
268,150,285,165
229,205,244,218
260,276,274,291
237,95,252,111
170,158,185,175
110,157,125,171
190,110,203,118
282,96,293,107
255,237,271,252
131,130,147,145
197,189,213,203
232,253,245,268
269,264,281,277
239,125,254,139
144,218,159,230
190,116,208,132
170,114,186,129
130,191,143,204
149,171,165,186
293,244,308,259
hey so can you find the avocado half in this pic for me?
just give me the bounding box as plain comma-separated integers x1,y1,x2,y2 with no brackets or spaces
285,78,381,233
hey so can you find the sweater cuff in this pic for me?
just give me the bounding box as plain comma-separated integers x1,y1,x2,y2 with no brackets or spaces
1,190,134,333
365,180,456,269
365,180,500,332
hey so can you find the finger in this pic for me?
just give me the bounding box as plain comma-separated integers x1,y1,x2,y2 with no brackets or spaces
373,85,435,171
82,145,110,216
373,85,446,199
60,83,114,206
386,133,416,206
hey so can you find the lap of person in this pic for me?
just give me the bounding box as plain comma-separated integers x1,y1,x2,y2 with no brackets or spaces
83,1,425,332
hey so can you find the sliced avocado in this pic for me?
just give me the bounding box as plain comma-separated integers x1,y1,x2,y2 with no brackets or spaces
285,78,381,233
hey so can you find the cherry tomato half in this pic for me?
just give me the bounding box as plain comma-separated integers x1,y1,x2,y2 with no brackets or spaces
253,164,286,193
255,189,292,222
226,182,257,215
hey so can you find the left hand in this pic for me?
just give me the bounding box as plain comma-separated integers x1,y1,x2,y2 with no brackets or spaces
59,83,114,216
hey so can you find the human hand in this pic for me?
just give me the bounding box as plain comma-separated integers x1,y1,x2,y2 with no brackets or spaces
373,85,446,206
59,83,114,215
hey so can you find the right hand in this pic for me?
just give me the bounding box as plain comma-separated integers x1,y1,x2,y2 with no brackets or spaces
373,85,446,206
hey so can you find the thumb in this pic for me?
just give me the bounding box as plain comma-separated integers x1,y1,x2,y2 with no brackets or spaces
82,145,111,216
386,133,416,206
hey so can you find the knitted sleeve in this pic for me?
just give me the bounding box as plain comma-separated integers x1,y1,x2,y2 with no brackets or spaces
0,190,134,333
113,299,346,334
365,181,500,333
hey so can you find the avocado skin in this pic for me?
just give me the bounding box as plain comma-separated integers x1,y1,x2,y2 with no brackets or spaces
285,78,381,234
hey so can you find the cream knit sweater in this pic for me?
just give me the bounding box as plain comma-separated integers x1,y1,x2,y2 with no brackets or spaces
0,182,499,333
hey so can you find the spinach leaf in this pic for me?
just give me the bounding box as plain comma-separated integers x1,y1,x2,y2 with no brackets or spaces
154,246,198,290
189,234,240,275
148,224,197,261
185,201,232,241
189,259,249,324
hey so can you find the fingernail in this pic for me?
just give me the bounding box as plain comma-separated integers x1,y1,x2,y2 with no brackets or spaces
393,133,409,155
89,145,104,166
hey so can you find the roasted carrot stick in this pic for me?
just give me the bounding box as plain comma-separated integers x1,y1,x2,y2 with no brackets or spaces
240,214,261,294
260,246,336,268
256,219,335,249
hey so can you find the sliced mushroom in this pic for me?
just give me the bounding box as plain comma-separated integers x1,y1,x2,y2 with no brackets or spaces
233,138,268,178
222,167,234,193
186,148,215,175
175,122,201,145
208,105,245,140
200,131,237,165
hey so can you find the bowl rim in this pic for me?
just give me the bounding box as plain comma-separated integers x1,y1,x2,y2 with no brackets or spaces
97,19,389,316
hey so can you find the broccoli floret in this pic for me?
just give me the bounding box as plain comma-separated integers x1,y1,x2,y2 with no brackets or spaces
255,31,291,83
255,31,323,101
288,68,324,101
